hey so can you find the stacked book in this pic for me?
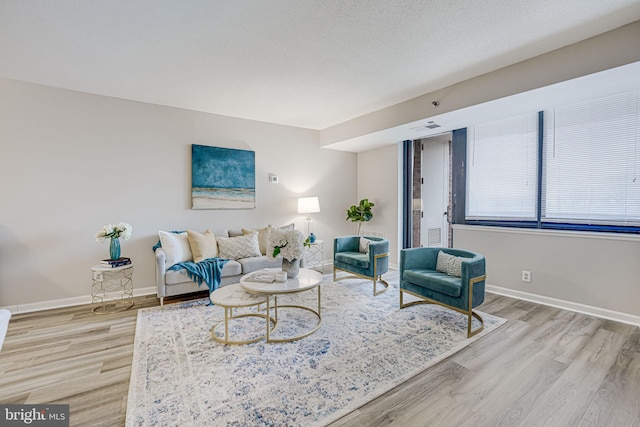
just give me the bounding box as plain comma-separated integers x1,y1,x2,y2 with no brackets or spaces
100,257,132,268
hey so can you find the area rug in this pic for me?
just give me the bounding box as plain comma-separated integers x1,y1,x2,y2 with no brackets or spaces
126,278,506,427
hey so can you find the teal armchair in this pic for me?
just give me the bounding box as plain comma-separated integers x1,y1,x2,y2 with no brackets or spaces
333,236,390,295
399,247,486,338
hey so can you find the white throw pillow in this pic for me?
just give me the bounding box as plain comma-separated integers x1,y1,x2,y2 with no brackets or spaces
436,250,463,277
242,225,275,255
359,237,374,254
186,229,218,262
159,231,193,267
217,233,261,260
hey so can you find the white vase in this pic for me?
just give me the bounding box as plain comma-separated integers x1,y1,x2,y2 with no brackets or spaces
282,258,300,278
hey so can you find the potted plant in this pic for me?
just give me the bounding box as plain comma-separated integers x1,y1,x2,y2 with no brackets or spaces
346,198,374,235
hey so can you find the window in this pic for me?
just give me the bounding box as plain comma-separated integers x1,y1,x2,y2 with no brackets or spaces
466,113,538,221
464,89,640,232
543,91,640,226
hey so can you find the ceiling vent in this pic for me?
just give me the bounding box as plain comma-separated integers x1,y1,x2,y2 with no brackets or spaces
411,121,441,132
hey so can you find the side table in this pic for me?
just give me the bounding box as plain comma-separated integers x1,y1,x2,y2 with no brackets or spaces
303,240,324,272
91,263,134,314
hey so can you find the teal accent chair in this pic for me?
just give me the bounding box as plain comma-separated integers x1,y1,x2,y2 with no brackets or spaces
399,247,486,338
333,236,390,295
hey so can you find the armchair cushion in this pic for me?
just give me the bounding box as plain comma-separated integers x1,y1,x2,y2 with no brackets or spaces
403,269,462,297
335,251,370,269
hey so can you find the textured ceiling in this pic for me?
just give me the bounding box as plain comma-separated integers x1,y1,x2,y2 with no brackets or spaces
1,0,640,130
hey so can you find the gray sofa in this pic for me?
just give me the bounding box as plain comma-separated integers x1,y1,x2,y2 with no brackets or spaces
155,228,282,305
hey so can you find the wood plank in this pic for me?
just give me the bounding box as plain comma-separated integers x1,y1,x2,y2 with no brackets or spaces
1,274,638,427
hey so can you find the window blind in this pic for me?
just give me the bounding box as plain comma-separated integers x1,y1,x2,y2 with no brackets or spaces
542,91,640,225
466,113,538,220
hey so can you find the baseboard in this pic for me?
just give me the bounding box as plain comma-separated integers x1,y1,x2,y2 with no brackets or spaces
486,284,640,327
1,286,158,315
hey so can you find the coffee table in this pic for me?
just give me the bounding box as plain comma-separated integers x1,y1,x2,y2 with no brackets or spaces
209,283,276,345
240,268,323,343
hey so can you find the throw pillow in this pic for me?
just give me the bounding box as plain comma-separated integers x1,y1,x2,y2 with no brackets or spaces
448,256,463,277
242,225,275,255
159,231,193,267
435,250,451,273
359,237,374,254
217,233,261,260
436,250,463,277
186,229,218,263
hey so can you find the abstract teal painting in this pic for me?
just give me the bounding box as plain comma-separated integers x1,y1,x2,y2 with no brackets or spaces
191,144,255,209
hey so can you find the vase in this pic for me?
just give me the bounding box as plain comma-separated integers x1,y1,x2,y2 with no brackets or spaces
110,238,121,260
309,233,316,243
282,258,300,278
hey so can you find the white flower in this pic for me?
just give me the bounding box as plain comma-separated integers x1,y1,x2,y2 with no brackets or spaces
95,222,133,242
269,229,305,261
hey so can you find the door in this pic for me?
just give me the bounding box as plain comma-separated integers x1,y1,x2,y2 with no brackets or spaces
421,135,450,247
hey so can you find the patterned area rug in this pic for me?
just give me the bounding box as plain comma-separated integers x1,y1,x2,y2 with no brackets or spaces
126,279,506,427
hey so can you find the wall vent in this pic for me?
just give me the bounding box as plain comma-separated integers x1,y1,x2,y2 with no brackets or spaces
428,228,441,245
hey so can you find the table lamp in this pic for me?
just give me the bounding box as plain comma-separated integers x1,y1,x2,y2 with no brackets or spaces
297,196,320,240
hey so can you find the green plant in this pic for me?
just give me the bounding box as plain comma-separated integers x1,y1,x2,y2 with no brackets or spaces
345,198,375,235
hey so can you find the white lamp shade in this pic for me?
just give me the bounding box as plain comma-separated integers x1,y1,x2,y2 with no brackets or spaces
298,197,320,214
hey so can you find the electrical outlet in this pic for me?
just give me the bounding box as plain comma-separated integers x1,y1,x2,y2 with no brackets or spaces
521,270,532,283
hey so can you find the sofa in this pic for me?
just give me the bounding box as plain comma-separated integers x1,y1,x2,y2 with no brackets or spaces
155,225,289,305
399,247,486,338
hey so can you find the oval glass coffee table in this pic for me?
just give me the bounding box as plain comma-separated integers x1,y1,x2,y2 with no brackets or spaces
240,268,323,343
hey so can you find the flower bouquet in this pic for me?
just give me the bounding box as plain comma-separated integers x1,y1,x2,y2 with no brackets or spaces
269,229,305,278
96,222,133,260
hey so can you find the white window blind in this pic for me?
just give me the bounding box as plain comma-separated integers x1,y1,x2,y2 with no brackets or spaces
543,91,640,225
466,113,538,220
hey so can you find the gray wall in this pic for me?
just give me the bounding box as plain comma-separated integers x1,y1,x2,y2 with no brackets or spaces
0,79,357,309
454,226,640,318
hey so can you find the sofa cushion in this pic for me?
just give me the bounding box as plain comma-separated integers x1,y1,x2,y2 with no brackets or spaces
165,260,241,285
186,229,218,262
335,251,370,269
237,256,282,274
217,233,261,260
159,231,192,267
403,269,462,297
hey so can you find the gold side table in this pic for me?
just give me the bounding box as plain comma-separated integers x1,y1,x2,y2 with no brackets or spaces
91,264,134,314
303,240,324,272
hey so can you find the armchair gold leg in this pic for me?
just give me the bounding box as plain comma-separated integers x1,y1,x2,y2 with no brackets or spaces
334,267,389,296
373,276,389,296
399,288,484,338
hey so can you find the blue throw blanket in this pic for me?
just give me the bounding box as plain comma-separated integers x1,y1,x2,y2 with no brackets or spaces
168,257,229,297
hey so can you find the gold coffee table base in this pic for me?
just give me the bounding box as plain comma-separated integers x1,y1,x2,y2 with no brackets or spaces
266,300,321,343
211,308,276,345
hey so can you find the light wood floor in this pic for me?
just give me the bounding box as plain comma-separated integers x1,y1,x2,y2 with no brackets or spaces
1,271,638,427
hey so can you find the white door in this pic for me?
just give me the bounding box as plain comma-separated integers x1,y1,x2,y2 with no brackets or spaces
421,136,450,247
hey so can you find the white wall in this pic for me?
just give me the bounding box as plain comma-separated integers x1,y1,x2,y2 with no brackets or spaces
0,79,357,309
356,143,401,267
454,226,640,319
